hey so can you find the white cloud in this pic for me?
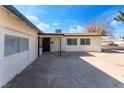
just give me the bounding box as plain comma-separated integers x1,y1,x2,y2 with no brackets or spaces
111,20,119,25
37,22,50,31
69,25,84,33
110,20,124,36
53,22,61,26
25,15,38,21
110,20,124,28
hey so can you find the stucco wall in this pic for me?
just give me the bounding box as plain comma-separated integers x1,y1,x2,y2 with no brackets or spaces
49,36,101,53
50,37,60,52
0,7,39,87
61,36,101,52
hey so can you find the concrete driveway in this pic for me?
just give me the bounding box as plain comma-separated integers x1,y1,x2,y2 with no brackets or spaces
4,52,124,88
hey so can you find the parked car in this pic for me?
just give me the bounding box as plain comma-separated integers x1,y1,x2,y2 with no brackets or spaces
109,43,118,46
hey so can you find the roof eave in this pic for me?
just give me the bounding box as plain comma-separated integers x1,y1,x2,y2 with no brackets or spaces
3,5,43,34
64,34,107,36
39,33,64,36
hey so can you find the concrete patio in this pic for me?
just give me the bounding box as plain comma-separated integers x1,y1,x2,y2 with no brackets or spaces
4,52,124,88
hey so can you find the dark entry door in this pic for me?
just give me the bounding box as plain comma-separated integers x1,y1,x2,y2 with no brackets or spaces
43,38,50,52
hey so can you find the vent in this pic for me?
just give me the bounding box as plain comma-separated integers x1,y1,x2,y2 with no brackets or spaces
55,29,61,33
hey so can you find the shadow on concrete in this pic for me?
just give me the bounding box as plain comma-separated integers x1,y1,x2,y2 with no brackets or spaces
3,52,124,88
49,52,95,57
102,49,124,54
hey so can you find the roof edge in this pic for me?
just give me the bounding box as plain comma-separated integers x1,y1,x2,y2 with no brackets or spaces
39,33,107,36
3,5,43,34
64,34,107,36
40,33,64,35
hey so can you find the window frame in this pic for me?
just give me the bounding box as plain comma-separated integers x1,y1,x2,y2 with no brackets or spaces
4,35,20,57
80,38,91,45
4,34,29,57
20,38,29,52
67,39,77,45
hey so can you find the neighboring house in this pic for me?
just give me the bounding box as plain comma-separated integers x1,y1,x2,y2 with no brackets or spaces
0,5,105,87
102,37,124,47
114,37,124,46
101,40,114,46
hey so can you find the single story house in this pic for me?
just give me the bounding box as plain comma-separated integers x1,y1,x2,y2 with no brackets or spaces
0,5,105,87
40,32,104,54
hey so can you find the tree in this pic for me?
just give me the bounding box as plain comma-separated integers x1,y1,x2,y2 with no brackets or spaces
85,22,107,35
114,10,124,22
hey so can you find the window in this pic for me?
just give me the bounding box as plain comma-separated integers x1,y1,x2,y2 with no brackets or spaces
4,35,29,57
5,35,20,56
67,39,77,45
80,39,90,45
20,38,28,52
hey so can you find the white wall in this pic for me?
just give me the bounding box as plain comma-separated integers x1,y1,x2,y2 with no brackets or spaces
0,27,38,87
50,37,60,52
0,28,5,87
48,36,101,53
39,37,43,56
62,36,101,52
29,36,38,63
0,7,40,87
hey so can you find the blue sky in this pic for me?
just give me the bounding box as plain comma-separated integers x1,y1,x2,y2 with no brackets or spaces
14,5,124,37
